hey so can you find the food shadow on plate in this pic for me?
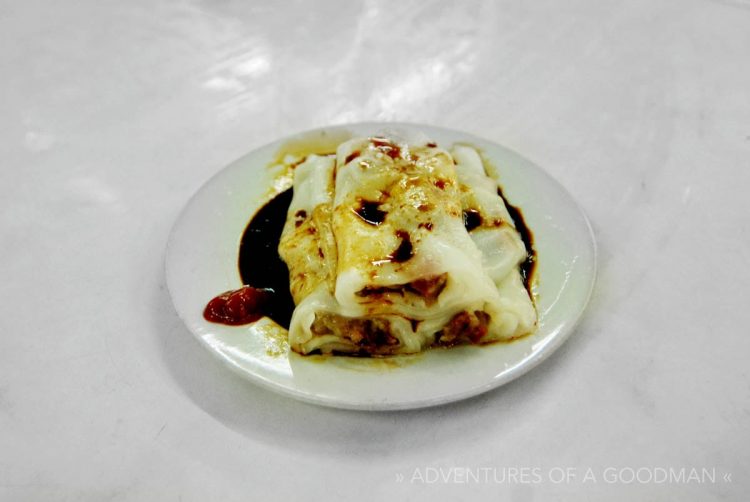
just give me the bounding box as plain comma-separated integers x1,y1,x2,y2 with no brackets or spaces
152,267,591,461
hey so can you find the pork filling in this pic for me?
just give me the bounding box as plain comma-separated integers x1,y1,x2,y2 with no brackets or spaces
355,273,448,305
311,313,399,348
309,307,491,354
435,310,491,345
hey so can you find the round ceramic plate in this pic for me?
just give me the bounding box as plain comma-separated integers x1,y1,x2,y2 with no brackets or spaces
166,123,596,410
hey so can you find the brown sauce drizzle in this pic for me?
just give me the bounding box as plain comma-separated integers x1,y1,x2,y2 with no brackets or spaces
371,137,401,159
497,187,536,290
294,209,306,227
345,150,360,164
462,209,483,232
354,199,387,226
388,230,413,263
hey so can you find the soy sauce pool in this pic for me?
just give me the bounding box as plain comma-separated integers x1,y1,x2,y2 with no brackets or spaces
237,189,295,329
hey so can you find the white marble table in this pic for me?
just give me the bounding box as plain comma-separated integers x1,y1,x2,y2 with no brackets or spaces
2,0,748,500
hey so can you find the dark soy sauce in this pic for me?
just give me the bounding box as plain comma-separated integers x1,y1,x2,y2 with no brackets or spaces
237,189,295,328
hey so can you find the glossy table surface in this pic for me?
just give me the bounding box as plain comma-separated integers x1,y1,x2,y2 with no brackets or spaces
1,0,748,500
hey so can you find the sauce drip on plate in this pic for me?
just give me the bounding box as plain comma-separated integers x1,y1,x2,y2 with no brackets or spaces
496,187,536,290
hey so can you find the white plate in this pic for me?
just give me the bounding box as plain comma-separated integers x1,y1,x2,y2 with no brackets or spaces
166,123,596,410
